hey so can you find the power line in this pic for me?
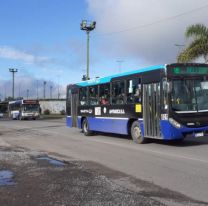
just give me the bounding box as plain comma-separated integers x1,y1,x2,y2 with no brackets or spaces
95,3,208,37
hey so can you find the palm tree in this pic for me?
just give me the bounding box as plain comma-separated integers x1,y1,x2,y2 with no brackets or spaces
177,24,208,63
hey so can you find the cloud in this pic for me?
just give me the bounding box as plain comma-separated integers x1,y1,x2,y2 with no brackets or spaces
0,75,66,100
87,0,208,65
0,46,52,65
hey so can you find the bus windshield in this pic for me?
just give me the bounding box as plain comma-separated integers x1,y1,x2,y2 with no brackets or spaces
23,104,39,112
171,79,208,112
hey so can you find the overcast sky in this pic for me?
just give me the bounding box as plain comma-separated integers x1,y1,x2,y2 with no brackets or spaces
88,0,208,64
0,0,208,99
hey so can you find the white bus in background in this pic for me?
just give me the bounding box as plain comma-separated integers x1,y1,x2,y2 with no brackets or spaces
8,99,40,120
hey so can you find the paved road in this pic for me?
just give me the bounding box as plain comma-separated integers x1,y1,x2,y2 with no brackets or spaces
1,118,208,205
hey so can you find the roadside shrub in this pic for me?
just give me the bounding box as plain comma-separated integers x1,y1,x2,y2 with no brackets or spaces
60,110,66,115
43,109,50,115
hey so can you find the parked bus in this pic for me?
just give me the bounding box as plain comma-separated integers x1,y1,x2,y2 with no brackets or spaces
66,63,208,143
8,99,40,120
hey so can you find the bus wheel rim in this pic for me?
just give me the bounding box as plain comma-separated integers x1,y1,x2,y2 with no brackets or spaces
84,121,88,132
134,127,141,139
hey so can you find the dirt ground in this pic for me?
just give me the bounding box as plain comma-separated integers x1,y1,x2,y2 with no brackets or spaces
0,146,166,206
0,146,207,206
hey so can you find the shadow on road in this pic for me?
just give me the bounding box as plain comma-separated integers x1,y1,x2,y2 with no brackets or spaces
90,131,208,147
153,137,208,147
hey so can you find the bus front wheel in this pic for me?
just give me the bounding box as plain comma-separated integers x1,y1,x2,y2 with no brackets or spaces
82,118,93,136
131,121,146,144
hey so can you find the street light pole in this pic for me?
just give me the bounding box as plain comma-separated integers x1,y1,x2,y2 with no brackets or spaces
50,86,53,99
19,83,21,98
9,68,18,100
27,89,29,99
36,80,39,99
86,31,90,79
43,81,46,99
80,20,96,80
175,44,185,62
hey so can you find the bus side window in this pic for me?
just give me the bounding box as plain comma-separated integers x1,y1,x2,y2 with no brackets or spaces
112,81,125,105
99,84,110,105
89,86,98,105
127,78,141,103
79,87,87,105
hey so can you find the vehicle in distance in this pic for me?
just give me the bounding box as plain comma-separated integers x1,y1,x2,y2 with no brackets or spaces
8,99,40,120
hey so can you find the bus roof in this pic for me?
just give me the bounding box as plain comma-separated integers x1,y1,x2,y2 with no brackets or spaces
77,64,165,87
8,99,39,104
8,100,22,104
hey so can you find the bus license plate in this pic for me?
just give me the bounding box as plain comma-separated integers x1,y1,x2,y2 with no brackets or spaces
195,132,204,138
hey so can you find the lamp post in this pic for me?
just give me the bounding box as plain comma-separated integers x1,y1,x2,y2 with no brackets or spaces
43,81,46,99
36,80,39,99
80,20,96,80
50,85,53,99
9,68,18,100
26,89,29,99
175,44,185,62
19,83,21,98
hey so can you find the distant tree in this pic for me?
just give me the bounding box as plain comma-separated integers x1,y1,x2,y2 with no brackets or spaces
5,96,13,101
178,24,208,63
43,109,50,115
4,96,23,101
15,97,23,100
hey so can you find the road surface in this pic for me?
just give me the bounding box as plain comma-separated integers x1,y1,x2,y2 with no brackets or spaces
0,118,208,205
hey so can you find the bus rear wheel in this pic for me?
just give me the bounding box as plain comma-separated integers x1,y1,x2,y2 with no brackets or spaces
131,121,146,144
82,118,93,136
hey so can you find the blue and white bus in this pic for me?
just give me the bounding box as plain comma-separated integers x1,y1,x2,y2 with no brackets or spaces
8,99,40,120
66,63,208,143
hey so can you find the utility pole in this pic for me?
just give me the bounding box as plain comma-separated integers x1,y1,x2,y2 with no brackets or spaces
4,85,6,100
27,89,29,99
175,44,185,62
19,83,21,98
36,80,39,99
9,68,18,100
80,20,96,80
43,81,46,99
50,86,53,99
57,85,60,99
57,76,60,99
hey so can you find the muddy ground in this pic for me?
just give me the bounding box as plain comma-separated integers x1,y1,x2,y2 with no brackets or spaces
0,146,207,206
0,146,163,206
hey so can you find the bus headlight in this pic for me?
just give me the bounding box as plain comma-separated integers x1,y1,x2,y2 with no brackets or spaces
169,118,182,128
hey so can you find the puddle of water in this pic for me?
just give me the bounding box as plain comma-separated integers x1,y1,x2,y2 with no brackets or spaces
37,156,65,167
0,170,15,186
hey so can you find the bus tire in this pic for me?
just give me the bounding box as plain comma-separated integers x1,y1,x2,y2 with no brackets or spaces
82,118,93,136
131,121,146,144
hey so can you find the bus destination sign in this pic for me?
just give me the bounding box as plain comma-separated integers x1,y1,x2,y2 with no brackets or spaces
23,100,39,104
172,66,208,75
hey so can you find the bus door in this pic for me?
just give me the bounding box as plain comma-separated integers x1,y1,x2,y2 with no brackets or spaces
143,83,161,138
71,90,79,127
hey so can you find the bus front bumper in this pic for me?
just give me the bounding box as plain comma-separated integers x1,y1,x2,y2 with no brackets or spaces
160,120,208,140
